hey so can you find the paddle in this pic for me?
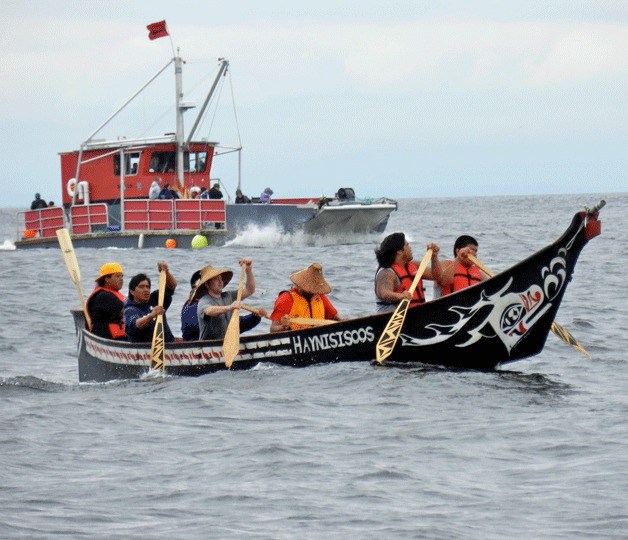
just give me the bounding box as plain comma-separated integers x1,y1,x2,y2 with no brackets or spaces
467,254,590,357
241,304,336,327
56,228,93,330
223,263,246,368
376,249,433,363
150,269,167,371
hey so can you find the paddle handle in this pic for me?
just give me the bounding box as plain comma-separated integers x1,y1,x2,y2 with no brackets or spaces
224,263,247,368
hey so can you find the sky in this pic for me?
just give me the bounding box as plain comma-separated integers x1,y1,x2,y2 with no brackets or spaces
1,1,627,208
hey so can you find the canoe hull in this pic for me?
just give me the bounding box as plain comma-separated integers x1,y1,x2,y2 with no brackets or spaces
73,204,603,382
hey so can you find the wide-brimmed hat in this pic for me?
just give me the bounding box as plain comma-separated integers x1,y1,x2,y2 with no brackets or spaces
192,265,233,298
290,263,331,295
95,262,123,282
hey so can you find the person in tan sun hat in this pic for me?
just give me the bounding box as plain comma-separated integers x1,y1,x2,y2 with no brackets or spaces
269,263,343,332
195,259,264,341
86,262,126,339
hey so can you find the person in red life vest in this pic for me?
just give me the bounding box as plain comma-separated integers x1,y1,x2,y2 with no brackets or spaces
434,235,487,298
87,262,126,339
374,232,443,313
269,263,344,332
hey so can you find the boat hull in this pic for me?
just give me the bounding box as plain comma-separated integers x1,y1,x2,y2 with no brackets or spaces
72,205,603,382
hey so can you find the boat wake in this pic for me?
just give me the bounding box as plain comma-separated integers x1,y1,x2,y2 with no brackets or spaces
0,239,16,250
226,223,383,248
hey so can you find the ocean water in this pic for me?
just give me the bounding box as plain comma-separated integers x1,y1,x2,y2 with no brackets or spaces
0,194,626,539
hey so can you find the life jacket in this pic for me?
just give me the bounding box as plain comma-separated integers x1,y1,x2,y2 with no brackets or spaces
390,262,425,305
289,290,325,330
87,286,126,338
440,263,483,296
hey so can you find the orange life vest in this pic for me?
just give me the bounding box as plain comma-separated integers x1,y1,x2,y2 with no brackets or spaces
289,290,325,330
87,286,126,338
441,263,483,296
391,262,426,305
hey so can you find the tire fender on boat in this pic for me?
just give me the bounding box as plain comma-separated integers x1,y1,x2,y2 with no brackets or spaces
66,178,77,197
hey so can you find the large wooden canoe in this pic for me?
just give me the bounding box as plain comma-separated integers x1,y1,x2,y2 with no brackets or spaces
72,201,604,382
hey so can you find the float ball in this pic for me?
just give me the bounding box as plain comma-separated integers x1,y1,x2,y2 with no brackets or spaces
165,238,177,249
23,229,37,239
191,234,208,249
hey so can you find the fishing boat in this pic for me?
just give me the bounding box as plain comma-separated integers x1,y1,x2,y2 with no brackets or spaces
15,44,397,249
70,201,604,382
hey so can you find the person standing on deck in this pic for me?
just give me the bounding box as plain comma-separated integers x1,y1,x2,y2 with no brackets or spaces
30,193,47,210
149,178,162,199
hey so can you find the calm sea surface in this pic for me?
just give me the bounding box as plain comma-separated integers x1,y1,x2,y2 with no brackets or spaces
0,194,626,539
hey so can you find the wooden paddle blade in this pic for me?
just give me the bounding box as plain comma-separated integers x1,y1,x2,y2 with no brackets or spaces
469,254,589,357
223,310,241,368
550,322,590,357
376,299,410,363
150,314,165,370
223,263,247,368
56,228,93,330
150,270,167,372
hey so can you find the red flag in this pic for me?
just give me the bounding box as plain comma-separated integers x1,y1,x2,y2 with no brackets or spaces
147,20,169,41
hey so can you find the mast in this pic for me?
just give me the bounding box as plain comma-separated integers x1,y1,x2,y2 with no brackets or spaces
175,50,185,188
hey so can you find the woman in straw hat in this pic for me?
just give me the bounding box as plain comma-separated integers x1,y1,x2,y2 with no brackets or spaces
374,232,443,313
86,262,126,339
269,263,343,332
195,259,261,341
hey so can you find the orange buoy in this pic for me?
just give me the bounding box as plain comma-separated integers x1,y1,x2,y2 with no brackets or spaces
165,238,177,249
23,229,37,239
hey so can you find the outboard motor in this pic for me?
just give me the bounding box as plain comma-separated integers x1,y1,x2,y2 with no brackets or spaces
335,187,355,201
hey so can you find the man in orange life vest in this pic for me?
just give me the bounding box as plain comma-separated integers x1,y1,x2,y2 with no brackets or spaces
270,263,343,332
434,235,487,298
374,232,443,313
87,262,126,339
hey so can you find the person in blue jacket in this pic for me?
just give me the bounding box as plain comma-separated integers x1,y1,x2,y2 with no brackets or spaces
124,262,178,343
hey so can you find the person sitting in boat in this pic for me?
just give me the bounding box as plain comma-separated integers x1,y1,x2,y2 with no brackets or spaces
434,235,487,299
149,178,162,199
259,187,273,204
30,193,47,210
195,260,263,341
374,232,443,313
87,262,126,340
208,183,223,200
234,189,251,204
269,263,343,332
124,262,177,343
182,267,264,341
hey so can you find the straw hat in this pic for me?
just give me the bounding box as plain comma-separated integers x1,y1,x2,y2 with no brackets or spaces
192,264,233,298
95,262,123,282
290,263,331,295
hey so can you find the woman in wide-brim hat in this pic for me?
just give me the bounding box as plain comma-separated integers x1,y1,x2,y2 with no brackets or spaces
195,260,261,341
269,263,344,332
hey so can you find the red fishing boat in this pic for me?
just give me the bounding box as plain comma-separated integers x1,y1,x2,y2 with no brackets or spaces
16,38,396,249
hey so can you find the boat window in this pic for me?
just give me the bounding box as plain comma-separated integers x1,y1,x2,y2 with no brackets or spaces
114,152,141,176
185,151,208,173
148,151,176,173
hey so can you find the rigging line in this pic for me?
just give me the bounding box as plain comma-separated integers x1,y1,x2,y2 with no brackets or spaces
227,69,243,147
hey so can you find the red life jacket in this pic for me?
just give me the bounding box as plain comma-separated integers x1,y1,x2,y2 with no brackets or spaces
390,262,426,305
87,286,126,338
441,263,483,296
